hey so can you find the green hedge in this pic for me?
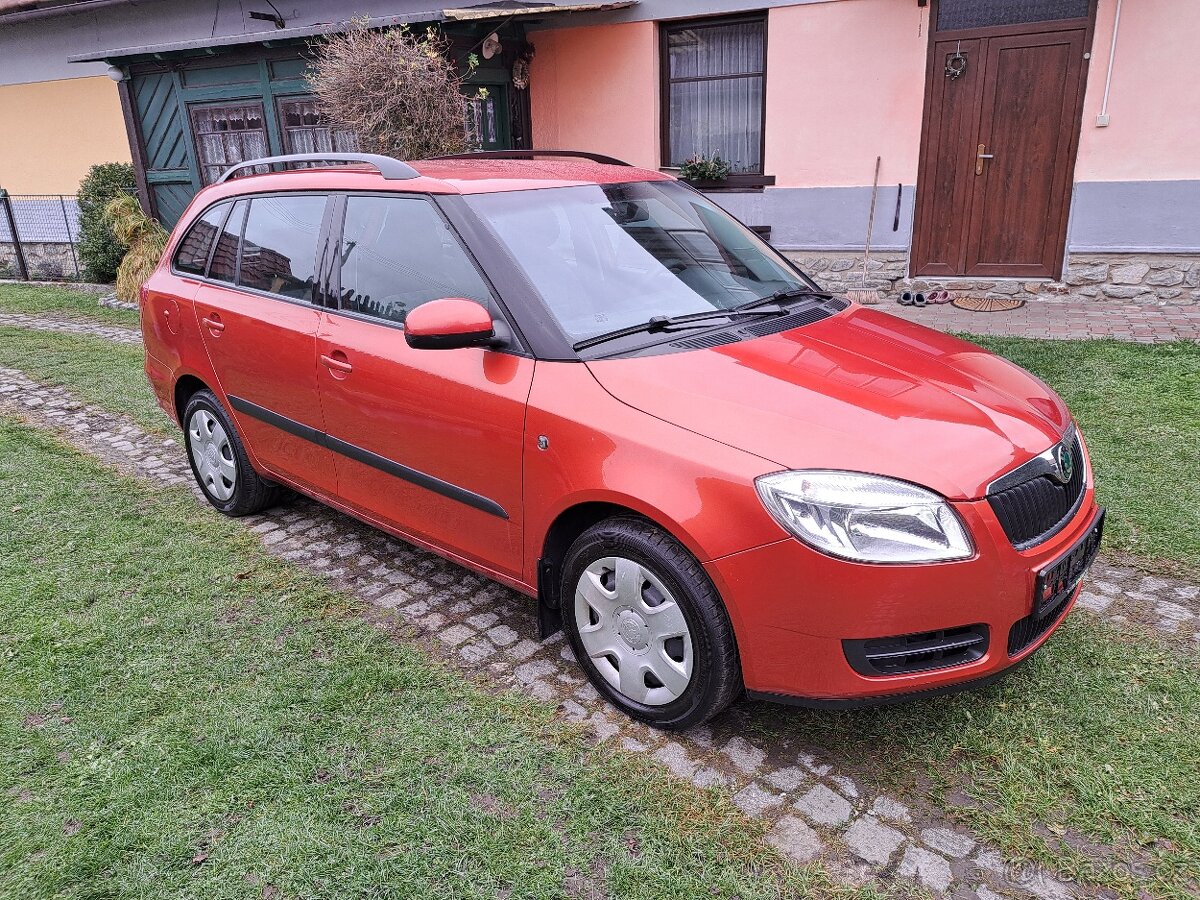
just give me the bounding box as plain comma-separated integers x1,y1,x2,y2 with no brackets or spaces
77,162,137,283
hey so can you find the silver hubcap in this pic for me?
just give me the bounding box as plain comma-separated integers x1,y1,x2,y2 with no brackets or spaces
574,557,694,706
187,409,237,502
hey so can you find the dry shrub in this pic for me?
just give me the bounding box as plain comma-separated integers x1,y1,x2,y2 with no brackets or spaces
104,194,168,303
308,20,480,159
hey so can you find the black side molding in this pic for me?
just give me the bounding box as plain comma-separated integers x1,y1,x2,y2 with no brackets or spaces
227,395,508,520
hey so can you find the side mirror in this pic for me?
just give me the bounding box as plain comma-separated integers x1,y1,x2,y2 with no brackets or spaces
404,298,498,350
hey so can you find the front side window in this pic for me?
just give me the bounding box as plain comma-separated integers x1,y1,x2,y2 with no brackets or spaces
238,195,327,301
336,196,492,324
662,17,766,174
465,181,813,343
174,202,230,276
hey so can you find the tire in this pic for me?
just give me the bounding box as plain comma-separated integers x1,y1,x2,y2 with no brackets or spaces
182,389,285,517
561,516,742,730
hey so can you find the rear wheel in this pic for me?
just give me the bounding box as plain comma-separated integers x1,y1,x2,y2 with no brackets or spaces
183,389,285,516
561,517,742,730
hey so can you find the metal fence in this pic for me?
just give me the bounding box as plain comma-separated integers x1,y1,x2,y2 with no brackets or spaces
0,191,84,281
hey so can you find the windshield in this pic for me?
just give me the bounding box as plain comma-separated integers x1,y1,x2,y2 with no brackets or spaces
465,181,818,343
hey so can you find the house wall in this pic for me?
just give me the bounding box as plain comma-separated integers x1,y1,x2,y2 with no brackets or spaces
0,76,131,194
530,22,659,169
528,0,1200,302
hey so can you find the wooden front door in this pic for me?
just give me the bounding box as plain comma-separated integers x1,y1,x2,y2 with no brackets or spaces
911,1,1095,279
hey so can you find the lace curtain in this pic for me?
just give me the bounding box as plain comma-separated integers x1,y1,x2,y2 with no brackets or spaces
665,20,765,174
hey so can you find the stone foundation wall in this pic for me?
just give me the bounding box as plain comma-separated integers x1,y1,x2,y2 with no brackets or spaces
783,251,1200,305
0,242,82,281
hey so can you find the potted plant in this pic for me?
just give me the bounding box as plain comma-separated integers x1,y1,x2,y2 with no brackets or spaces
676,152,733,189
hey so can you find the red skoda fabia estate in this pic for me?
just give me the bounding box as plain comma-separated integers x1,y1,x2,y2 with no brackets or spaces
142,151,1103,729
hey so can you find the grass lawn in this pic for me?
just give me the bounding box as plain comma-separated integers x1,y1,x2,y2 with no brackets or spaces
967,336,1200,580
0,419,869,900
1,287,1198,897
0,326,170,437
744,615,1200,900
0,283,139,327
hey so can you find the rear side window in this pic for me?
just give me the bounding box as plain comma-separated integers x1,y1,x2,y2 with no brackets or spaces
337,195,492,324
173,202,230,276
208,200,246,284
238,195,327,301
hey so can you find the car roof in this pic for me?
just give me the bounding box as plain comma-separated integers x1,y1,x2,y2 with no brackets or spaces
190,157,673,208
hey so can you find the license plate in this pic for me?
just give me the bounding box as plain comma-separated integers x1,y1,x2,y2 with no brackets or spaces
1034,508,1105,620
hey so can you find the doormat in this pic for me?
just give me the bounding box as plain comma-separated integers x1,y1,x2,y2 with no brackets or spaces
951,295,1026,312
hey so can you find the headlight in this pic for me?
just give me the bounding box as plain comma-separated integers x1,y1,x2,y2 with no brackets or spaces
755,470,973,564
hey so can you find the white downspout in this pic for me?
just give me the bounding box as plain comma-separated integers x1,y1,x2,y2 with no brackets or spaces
1096,0,1123,126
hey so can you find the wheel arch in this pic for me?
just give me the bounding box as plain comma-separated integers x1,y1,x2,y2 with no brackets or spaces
173,373,211,427
536,496,708,611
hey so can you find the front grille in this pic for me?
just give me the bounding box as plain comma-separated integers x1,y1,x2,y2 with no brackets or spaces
987,434,1085,548
844,625,989,676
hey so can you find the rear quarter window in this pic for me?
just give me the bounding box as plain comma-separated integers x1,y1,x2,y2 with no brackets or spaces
173,202,230,276
207,200,247,284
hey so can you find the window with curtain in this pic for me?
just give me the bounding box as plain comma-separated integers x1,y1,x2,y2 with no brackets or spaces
662,17,766,175
278,97,359,156
190,103,271,185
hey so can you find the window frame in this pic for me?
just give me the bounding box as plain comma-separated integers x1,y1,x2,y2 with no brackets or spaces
170,200,234,279
188,99,272,186
658,12,770,180
169,191,335,309
323,191,525,353
274,93,360,157
235,192,332,304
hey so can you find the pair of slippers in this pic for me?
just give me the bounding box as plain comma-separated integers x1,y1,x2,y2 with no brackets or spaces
898,289,953,307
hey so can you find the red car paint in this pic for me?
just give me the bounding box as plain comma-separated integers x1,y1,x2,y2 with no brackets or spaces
142,157,1099,707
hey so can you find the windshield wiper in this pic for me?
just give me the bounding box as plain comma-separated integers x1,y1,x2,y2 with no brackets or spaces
735,287,833,312
573,305,788,352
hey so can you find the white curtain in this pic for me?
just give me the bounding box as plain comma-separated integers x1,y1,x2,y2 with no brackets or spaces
667,22,764,173
193,104,270,184
280,98,358,156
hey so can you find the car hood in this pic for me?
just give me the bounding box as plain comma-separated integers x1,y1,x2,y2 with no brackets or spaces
585,306,1071,500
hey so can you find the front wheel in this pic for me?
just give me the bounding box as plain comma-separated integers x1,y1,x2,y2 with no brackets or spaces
561,517,742,730
183,389,285,516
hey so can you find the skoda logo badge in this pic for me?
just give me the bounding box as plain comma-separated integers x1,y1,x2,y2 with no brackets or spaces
1054,442,1075,484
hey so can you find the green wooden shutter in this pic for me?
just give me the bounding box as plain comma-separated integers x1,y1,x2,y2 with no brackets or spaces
131,71,201,227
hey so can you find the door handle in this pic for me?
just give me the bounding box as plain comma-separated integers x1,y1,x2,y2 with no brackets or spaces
201,313,225,335
976,143,995,176
320,352,353,375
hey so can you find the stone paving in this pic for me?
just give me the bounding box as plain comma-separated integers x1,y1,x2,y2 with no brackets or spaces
881,298,1200,343
3,363,1197,899
0,312,144,345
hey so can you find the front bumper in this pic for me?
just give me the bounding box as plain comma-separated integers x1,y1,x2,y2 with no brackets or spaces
704,486,1101,704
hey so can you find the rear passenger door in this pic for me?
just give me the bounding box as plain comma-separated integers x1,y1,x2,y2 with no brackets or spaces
314,193,534,579
193,193,339,497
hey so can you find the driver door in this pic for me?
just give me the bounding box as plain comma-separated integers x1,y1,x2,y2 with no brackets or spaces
314,193,533,579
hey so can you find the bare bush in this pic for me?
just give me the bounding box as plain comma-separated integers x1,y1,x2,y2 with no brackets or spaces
308,21,480,159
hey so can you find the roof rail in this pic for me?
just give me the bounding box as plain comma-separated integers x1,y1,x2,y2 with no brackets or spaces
215,153,420,184
428,149,633,167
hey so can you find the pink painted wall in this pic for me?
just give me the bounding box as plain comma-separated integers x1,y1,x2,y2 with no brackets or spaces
1075,0,1200,181
528,21,659,169
764,0,929,189
527,0,1198,188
